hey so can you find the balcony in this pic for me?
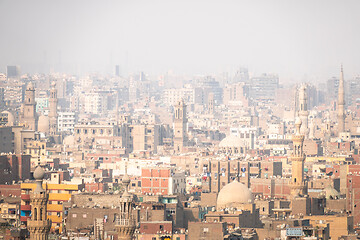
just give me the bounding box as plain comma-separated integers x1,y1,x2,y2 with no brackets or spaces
20,216,30,222
47,204,63,212
21,205,31,211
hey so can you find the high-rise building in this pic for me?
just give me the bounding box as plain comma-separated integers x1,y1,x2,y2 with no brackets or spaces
173,100,187,153
27,164,51,240
115,65,120,77
6,66,20,79
249,74,279,102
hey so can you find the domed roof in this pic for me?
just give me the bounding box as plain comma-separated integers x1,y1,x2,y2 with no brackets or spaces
219,135,243,148
324,185,340,199
33,165,45,180
1,111,15,126
217,180,253,209
38,115,50,133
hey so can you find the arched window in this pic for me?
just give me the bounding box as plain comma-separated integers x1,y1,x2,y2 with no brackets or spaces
33,207,37,220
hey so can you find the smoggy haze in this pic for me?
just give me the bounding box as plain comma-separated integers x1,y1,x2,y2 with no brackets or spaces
0,0,359,81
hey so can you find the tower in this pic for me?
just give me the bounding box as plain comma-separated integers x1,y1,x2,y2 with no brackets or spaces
27,164,51,240
290,118,307,197
208,92,215,114
173,99,188,153
338,65,345,134
116,166,136,240
20,82,37,131
298,84,309,137
48,82,58,135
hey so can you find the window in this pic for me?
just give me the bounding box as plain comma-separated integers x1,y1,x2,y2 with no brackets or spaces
72,214,77,218
203,227,209,232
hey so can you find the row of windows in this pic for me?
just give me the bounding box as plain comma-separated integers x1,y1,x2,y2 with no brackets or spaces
76,129,112,135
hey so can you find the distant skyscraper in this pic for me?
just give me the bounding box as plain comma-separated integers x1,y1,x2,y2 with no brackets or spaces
174,100,188,153
6,65,20,79
233,67,249,83
338,65,345,134
115,65,120,77
326,77,339,103
249,74,279,102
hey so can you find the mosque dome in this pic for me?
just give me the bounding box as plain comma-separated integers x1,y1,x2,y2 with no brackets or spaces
33,165,45,180
1,111,15,126
219,135,243,148
217,180,253,209
38,115,50,133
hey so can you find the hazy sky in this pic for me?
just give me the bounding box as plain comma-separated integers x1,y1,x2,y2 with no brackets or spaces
0,0,359,82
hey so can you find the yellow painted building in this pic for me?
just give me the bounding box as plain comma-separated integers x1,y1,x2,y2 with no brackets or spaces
21,182,84,233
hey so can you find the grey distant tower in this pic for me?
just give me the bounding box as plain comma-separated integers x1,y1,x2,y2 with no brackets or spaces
116,166,136,240
173,99,188,153
27,164,51,240
338,65,345,135
48,82,58,135
298,84,309,137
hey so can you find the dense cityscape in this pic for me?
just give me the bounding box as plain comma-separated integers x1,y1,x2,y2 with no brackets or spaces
1,1,360,240
0,64,359,239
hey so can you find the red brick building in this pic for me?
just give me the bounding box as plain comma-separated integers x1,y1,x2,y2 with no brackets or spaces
141,168,186,195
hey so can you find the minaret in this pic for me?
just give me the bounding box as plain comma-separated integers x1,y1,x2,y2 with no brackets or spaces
298,84,309,137
116,165,136,240
173,99,188,153
48,81,58,135
20,82,37,131
290,118,307,197
27,164,51,240
338,65,345,134
208,92,215,114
